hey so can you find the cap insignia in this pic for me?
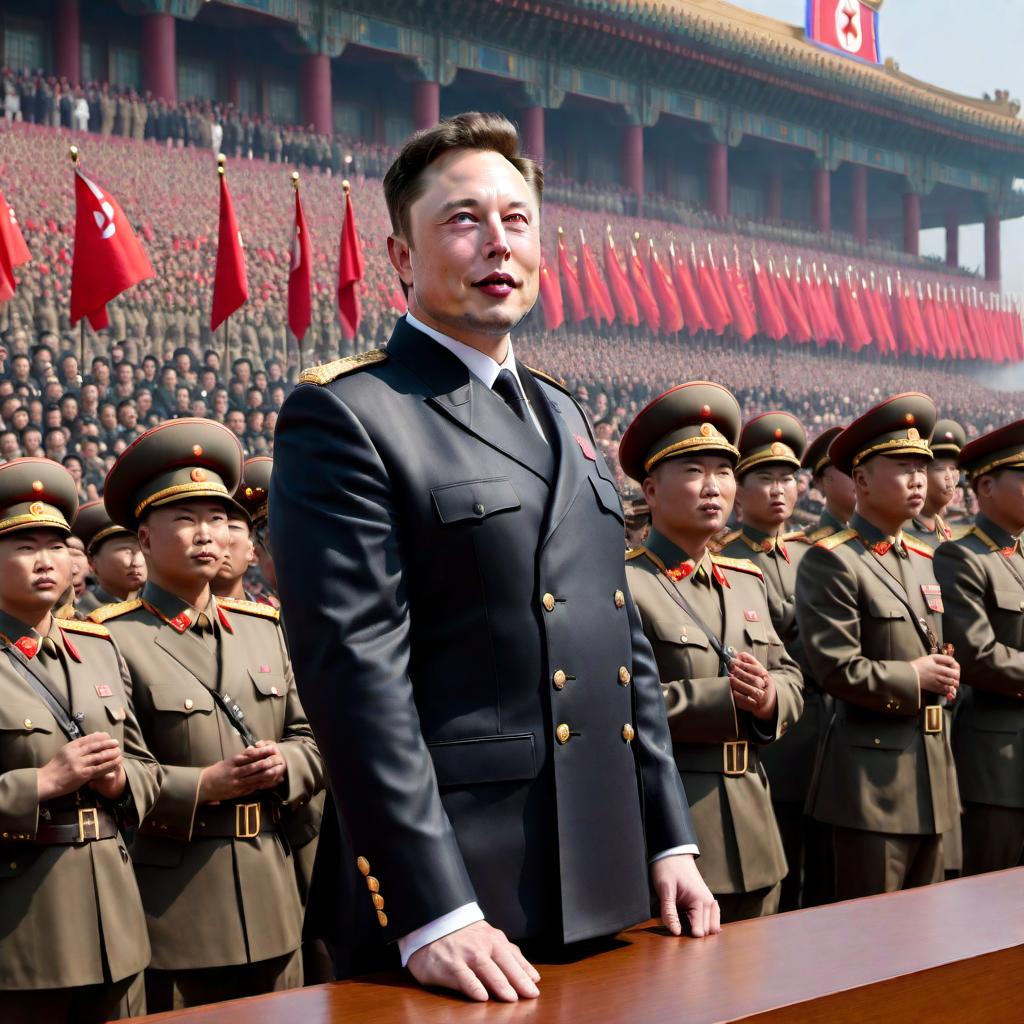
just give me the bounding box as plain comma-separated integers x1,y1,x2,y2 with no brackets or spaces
29,502,44,516
700,423,713,437
907,428,920,441
190,468,207,483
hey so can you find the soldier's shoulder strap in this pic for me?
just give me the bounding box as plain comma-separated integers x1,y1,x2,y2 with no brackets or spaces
218,597,281,622
710,529,741,552
804,524,837,544
524,365,570,396
299,348,388,386
815,528,858,551
626,546,669,573
711,553,765,580
625,547,646,561
783,528,811,544
88,599,144,623
949,523,973,541
903,536,935,560
58,618,112,640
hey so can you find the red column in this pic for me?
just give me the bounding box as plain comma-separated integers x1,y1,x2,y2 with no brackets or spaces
945,208,960,268
766,161,783,222
850,164,868,245
301,53,332,134
902,191,921,257
623,122,644,214
812,165,831,235
54,0,81,86
707,142,728,219
412,80,439,131
521,105,544,163
142,13,176,103
985,214,1001,282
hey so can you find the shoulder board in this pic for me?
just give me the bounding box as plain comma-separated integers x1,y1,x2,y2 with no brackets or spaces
625,547,646,561
804,524,837,544
299,348,388,386
784,529,810,544
904,537,935,559
711,554,764,580
711,530,741,552
949,524,972,541
59,618,111,639
816,528,857,551
218,597,280,621
629,547,668,573
525,365,570,396
88,599,143,623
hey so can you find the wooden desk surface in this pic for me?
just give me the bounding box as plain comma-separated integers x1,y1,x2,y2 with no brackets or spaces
132,868,1024,1024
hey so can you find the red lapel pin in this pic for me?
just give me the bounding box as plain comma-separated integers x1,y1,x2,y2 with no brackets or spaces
574,433,596,461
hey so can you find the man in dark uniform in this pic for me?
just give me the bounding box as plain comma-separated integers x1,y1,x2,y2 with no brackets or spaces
92,420,324,1012
0,459,158,1022
271,112,716,1003
621,385,804,922
796,395,961,898
801,425,853,543
906,419,967,549
72,499,146,615
934,420,1024,873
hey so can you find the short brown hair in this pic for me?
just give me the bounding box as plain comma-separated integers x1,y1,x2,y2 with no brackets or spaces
383,111,544,243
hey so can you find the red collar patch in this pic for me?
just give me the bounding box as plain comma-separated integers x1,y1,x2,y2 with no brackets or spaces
59,631,81,662
216,605,233,634
15,636,38,659
666,561,694,582
168,612,191,634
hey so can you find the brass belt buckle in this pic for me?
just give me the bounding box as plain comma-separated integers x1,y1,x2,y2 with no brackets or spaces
235,802,261,839
77,807,100,842
723,740,748,776
924,706,943,734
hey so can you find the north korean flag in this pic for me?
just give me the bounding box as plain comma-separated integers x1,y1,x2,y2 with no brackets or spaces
806,0,881,65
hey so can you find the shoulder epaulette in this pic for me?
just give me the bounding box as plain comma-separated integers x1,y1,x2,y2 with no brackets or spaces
299,348,387,386
218,597,280,621
711,554,764,580
712,529,741,552
949,524,972,541
784,529,810,543
904,537,935,559
525,365,570,395
59,618,112,639
804,524,837,544
816,528,857,551
632,547,668,573
625,547,646,560
88,599,143,623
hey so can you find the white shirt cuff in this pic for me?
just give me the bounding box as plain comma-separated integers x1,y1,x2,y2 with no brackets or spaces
398,902,485,967
649,844,700,864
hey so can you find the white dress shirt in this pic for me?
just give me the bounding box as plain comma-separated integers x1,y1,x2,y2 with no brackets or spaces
397,311,698,966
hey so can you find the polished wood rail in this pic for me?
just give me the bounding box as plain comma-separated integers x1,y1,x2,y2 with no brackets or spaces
131,867,1024,1023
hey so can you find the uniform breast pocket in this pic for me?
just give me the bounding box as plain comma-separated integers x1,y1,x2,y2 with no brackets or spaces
144,683,215,752
992,590,1024,630
650,619,712,709
866,596,909,660
430,478,521,525
0,704,54,766
249,669,287,735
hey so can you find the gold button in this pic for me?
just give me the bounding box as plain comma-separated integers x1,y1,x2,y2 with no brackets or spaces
356,856,370,876
372,893,384,910
618,666,631,686
377,910,389,928
542,592,556,612
552,669,567,690
555,723,571,745
366,876,380,893
184,698,194,710
614,589,625,609
622,724,635,743
23,719,32,729
473,502,485,516
680,634,688,643
873,738,881,746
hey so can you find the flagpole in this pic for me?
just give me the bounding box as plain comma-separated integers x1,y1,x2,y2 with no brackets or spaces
68,144,85,379
292,170,301,368
218,154,230,375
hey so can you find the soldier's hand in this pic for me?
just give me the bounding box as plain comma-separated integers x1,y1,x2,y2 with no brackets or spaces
651,853,721,938
245,739,288,791
407,920,540,1002
89,761,127,800
911,654,960,698
36,732,123,802
729,652,777,720
198,746,278,803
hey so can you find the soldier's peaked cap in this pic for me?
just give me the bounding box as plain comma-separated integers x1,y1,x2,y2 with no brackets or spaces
959,419,1024,482
73,498,131,555
103,418,244,530
619,381,740,484
930,419,967,458
735,411,807,477
236,457,273,526
802,426,844,476
828,393,935,476
0,458,79,538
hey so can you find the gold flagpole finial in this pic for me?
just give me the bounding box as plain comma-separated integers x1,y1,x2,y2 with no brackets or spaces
69,144,79,165
342,179,351,195
291,171,300,192
217,152,226,177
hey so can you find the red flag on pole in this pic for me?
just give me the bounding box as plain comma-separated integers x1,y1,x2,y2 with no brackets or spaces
697,248,731,336
287,174,312,342
0,188,31,299
648,240,684,335
578,230,615,327
774,261,812,344
337,180,365,341
670,242,709,334
557,228,586,323
721,255,756,342
603,230,639,327
837,273,871,352
806,0,882,64
69,149,154,330
210,157,248,332
537,249,564,331
752,257,787,342
628,239,660,333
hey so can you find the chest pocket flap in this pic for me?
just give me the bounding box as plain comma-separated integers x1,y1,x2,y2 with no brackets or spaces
148,683,214,715
743,618,769,644
866,596,908,620
589,474,625,523
431,478,520,524
249,669,287,698
651,619,709,649
0,705,53,734
993,590,1024,614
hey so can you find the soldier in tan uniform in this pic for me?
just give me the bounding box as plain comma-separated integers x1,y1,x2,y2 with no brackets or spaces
91,420,325,1012
0,458,158,1022
796,394,961,898
906,419,966,550
801,426,853,543
72,499,146,615
934,420,1024,873
719,413,830,910
620,383,804,922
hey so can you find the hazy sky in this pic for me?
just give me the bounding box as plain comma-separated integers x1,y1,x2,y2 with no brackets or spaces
731,0,1024,295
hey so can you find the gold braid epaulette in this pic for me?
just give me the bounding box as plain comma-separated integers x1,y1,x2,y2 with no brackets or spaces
784,529,810,543
626,547,646,560
710,529,740,552
58,618,112,639
815,528,857,551
88,599,143,623
711,554,764,580
525,365,569,395
804,524,837,544
218,597,280,621
299,349,388,386
904,536,935,559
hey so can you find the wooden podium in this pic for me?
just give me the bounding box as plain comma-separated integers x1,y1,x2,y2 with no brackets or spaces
131,868,1024,1023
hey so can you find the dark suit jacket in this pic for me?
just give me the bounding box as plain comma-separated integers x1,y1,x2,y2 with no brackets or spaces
271,318,695,950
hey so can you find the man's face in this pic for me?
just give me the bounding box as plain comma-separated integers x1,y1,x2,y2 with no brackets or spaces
92,362,110,384
855,455,929,523
226,411,245,436
22,429,42,453
118,405,138,429
643,455,737,538
91,535,146,595
389,148,541,345
0,529,71,615
736,465,798,531
117,364,134,385
926,457,959,515
0,433,19,458
138,501,230,585
11,356,29,380
80,384,98,408
217,516,254,583
66,535,89,596
976,468,1024,535
100,406,117,429
821,465,857,522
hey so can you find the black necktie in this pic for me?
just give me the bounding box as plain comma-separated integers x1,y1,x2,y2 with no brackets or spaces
492,369,528,423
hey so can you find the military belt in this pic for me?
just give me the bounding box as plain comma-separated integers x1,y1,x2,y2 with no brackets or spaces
3,805,117,844
143,797,279,841
675,740,759,776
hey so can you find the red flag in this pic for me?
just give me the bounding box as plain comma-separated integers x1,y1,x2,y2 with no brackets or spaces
806,0,881,64
70,165,154,330
752,258,787,342
954,289,976,360
670,243,708,334
720,256,756,342
837,274,871,352
796,265,827,346
211,165,248,332
337,184,365,341
0,188,31,300
774,263,812,344
865,276,896,354
697,252,731,335
557,230,586,323
908,284,931,357
537,249,564,331
893,281,919,356
628,241,660,333
941,289,963,360
648,241,684,335
578,231,615,327
603,232,638,327
287,184,312,341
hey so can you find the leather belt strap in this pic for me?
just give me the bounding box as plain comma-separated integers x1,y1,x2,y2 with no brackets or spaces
673,740,760,776
4,806,117,844
141,798,278,841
